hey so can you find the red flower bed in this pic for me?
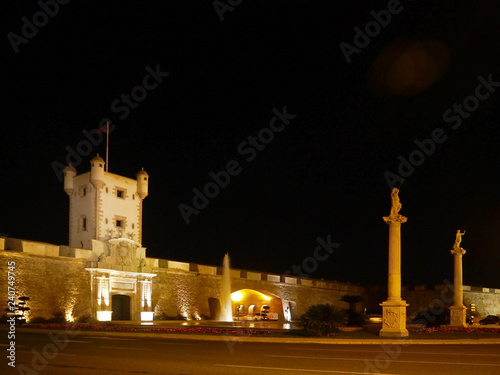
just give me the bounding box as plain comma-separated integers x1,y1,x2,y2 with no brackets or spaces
26,323,281,336
410,326,500,333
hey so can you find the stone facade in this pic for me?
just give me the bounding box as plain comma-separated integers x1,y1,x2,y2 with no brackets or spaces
1,237,365,321
152,264,366,321
1,238,91,321
463,286,500,317
402,284,500,318
2,238,499,322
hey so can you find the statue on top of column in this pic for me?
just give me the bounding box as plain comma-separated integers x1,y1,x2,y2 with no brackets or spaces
453,230,466,250
390,188,402,216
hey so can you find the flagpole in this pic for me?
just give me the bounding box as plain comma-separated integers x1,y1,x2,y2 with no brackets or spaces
105,121,109,172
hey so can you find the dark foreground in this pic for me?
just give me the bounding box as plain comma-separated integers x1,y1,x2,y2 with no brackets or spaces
3,330,500,374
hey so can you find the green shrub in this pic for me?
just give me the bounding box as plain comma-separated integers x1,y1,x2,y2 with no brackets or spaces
29,316,50,324
300,304,347,337
410,306,450,327
155,312,186,321
48,312,67,323
74,315,98,324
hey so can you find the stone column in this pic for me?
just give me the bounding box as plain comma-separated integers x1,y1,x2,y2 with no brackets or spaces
379,214,409,337
449,246,467,327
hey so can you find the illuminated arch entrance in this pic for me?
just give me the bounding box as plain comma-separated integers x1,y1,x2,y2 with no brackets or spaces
231,289,284,321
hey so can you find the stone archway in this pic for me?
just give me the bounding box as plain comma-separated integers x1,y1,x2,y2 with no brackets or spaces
231,289,283,321
112,295,131,320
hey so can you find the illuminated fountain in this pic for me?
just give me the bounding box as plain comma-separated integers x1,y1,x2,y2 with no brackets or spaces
220,253,233,321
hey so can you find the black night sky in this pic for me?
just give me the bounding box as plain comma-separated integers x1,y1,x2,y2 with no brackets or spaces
1,1,499,288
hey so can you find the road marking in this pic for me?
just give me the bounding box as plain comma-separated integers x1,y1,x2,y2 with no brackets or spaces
214,364,398,374
99,346,151,351
267,354,500,367
82,337,138,341
64,340,91,343
289,347,500,357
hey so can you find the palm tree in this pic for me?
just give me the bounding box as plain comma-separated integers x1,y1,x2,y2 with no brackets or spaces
340,294,363,312
299,304,347,337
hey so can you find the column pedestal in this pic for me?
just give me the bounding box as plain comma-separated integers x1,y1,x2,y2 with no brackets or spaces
380,300,409,337
449,305,467,327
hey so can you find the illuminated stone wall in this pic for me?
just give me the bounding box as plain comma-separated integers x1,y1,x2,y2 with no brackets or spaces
151,261,367,320
150,266,500,321
463,287,500,316
3,237,499,322
402,284,500,317
152,269,221,319
0,250,91,321
232,277,365,319
0,239,370,322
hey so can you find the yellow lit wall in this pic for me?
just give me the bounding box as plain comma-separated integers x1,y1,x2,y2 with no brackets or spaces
231,289,281,315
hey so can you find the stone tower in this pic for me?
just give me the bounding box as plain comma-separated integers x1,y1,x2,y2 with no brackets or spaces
63,155,149,249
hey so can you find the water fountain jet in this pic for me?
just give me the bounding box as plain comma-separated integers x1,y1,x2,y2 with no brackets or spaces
220,253,233,322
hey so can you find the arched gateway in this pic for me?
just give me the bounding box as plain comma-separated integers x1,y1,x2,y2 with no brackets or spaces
230,289,287,321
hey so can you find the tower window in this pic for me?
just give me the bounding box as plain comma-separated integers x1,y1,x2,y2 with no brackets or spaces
79,186,87,197
79,215,87,232
115,187,127,199
114,215,126,229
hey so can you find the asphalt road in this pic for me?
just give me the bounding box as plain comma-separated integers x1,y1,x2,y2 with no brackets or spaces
4,331,500,375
